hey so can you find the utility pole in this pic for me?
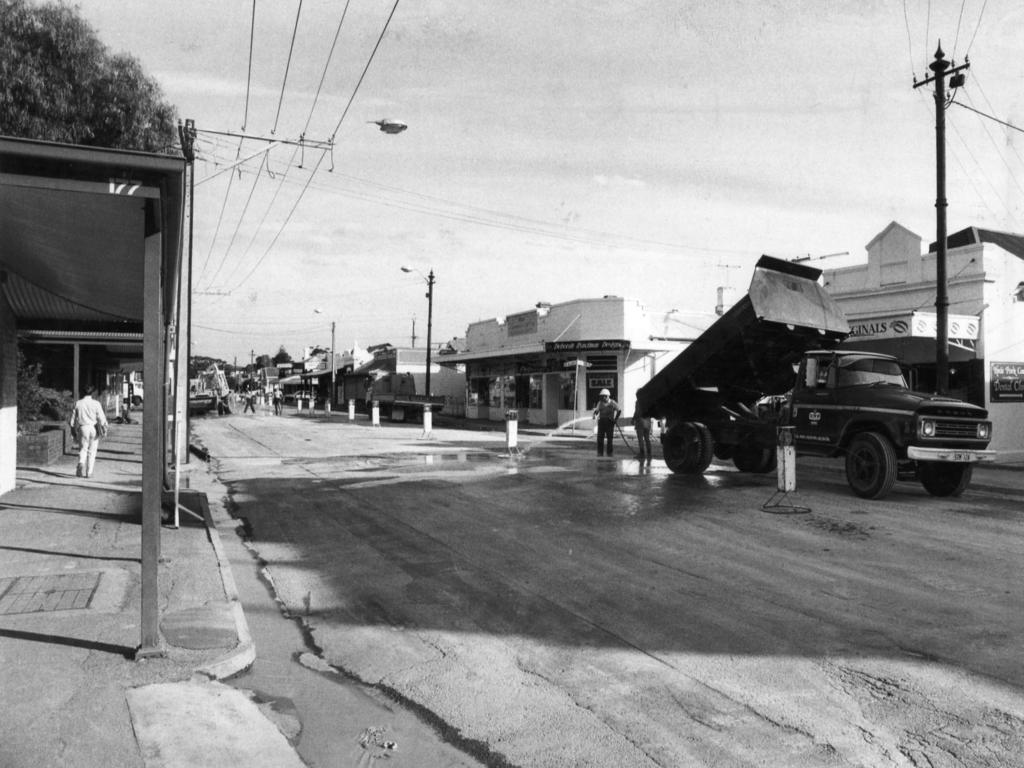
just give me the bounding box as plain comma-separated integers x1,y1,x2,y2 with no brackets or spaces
914,42,969,395
330,321,335,411
425,270,435,397
411,316,417,348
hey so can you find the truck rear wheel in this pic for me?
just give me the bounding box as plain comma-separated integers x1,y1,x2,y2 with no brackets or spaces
918,461,973,497
845,431,897,499
662,422,713,474
733,445,776,473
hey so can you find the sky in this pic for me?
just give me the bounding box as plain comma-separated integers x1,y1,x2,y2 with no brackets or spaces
76,0,1024,364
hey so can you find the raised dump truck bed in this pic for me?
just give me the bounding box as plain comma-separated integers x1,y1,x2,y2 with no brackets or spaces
637,255,849,421
634,255,994,499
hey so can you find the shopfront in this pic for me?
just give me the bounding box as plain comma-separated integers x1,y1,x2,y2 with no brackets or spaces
823,222,1024,459
447,297,702,427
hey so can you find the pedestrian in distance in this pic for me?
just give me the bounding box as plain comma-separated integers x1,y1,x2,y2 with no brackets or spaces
592,388,621,457
69,384,109,478
632,401,652,464
243,389,256,414
272,387,283,416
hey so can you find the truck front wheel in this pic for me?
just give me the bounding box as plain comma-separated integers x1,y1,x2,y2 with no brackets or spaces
918,461,973,497
845,431,897,499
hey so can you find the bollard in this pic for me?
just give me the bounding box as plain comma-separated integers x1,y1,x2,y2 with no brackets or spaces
505,409,520,456
348,398,356,422
761,425,809,514
777,425,796,492
371,399,381,427
420,403,433,439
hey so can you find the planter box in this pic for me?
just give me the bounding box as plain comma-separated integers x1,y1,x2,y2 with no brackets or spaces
17,425,66,466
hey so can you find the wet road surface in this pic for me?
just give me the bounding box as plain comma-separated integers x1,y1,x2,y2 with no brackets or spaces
194,412,1024,767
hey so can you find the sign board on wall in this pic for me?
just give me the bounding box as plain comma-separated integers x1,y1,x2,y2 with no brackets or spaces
545,340,630,352
990,362,1024,402
506,311,539,337
847,311,979,341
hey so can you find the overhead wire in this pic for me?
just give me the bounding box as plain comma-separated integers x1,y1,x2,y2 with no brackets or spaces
951,0,967,59
963,0,988,57
225,0,403,294
204,0,358,293
242,0,256,130
272,0,304,135
199,153,270,292
902,0,917,80
196,2,258,287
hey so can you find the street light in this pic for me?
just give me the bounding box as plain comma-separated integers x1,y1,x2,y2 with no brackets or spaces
313,308,335,411
401,266,435,396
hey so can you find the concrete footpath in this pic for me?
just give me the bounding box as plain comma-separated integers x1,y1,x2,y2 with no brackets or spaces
0,419,303,768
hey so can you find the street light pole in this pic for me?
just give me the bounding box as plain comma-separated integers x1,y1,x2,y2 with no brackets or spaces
425,269,434,397
402,267,436,396
330,320,335,411
914,42,969,395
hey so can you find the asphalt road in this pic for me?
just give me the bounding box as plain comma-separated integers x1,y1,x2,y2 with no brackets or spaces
193,410,1024,768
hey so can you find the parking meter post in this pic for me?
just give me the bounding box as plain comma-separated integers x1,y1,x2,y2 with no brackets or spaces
761,426,810,514
371,400,381,428
777,426,796,492
505,409,520,456
348,399,356,422
420,403,433,439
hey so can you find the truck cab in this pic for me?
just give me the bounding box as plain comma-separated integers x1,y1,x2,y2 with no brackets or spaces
788,350,994,498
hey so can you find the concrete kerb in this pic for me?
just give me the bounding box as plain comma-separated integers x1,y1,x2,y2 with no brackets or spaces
185,482,255,682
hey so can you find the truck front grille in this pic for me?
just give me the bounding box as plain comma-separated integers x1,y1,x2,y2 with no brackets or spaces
934,420,981,439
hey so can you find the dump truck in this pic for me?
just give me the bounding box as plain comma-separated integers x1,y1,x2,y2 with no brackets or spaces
636,256,995,499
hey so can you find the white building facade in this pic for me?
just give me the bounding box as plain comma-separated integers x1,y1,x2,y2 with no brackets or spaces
822,221,1024,460
443,297,713,427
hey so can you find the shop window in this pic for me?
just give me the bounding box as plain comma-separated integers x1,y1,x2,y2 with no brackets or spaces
559,372,577,409
501,375,515,408
488,377,502,408
468,377,489,406
515,375,543,409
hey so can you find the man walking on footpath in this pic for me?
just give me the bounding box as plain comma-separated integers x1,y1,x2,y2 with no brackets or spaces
592,388,620,457
70,384,108,478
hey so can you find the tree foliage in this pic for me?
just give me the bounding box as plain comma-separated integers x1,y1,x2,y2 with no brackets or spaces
0,0,177,152
272,346,293,365
189,355,228,379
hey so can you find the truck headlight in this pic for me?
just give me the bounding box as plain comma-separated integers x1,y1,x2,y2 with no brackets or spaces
978,423,991,439
920,419,936,437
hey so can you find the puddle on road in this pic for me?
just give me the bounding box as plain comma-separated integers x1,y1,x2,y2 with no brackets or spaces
228,537,487,768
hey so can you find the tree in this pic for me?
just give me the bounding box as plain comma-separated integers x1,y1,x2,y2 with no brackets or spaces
272,346,293,365
0,0,177,152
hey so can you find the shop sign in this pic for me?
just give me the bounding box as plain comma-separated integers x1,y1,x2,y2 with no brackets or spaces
506,310,538,337
990,361,1024,402
847,312,979,341
545,339,630,352
587,375,615,389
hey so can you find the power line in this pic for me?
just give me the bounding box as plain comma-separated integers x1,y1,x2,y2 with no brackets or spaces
329,0,402,141
198,0,363,294
964,0,989,56
227,0,403,293
301,0,353,137
242,0,256,130
272,0,304,135
952,99,1024,136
